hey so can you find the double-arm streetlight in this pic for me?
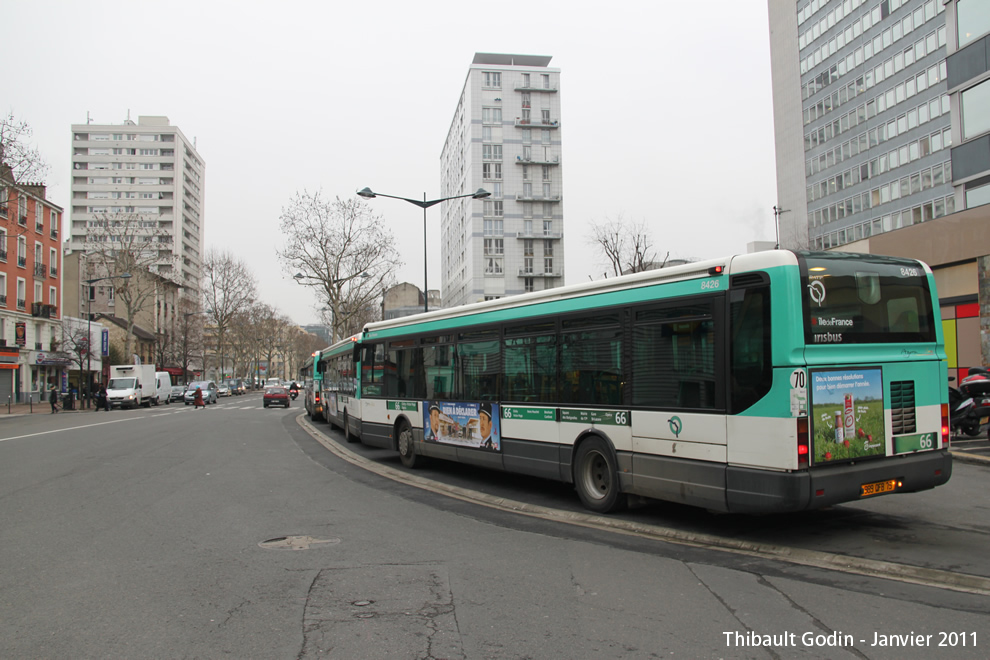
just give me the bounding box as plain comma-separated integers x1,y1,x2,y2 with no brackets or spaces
357,187,491,313
84,272,132,408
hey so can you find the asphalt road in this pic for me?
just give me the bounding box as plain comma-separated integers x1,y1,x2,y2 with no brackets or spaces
1,394,988,659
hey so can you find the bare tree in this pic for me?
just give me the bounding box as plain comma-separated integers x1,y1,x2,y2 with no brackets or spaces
84,212,179,360
0,112,49,186
587,214,664,277
277,192,399,343
202,249,258,381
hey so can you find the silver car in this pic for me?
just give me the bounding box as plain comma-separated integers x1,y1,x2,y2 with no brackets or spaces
183,380,218,405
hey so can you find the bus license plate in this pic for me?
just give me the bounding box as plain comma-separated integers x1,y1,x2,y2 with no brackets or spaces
861,479,898,497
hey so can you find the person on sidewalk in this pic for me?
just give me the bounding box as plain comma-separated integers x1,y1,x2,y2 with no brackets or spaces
193,386,205,410
49,385,59,414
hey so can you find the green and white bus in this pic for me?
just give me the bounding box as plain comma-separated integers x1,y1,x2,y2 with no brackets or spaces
320,250,952,514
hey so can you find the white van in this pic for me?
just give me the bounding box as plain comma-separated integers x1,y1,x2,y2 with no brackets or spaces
154,372,173,406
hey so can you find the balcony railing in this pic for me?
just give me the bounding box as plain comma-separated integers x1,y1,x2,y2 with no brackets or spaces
18,215,27,226
518,269,562,278
514,118,559,128
31,302,57,318
0,249,6,262
50,265,58,277
17,298,26,309
33,264,47,278
17,256,26,267
0,294,6,306
36,222,44,233
50,229,58,240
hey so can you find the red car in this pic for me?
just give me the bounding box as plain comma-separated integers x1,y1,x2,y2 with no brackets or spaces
263,387,290,408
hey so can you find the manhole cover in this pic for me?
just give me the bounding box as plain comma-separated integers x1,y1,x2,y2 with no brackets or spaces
259,535,341,550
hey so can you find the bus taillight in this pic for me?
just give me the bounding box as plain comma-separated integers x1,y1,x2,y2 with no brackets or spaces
797,417,810,469
941,403,949,445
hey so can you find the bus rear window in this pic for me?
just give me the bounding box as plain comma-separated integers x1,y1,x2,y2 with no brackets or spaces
799,253,935,344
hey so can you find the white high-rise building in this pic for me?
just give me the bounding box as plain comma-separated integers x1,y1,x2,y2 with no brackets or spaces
69,115,205,293
769,0,953,250
441,53,564,307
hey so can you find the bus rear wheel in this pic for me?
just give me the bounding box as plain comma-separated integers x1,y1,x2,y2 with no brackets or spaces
574,437,626,513
397,421,419,468
343,411,359,443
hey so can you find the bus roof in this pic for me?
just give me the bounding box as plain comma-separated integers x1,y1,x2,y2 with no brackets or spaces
362,250,806,338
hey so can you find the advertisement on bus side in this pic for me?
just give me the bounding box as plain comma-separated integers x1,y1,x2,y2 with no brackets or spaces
424,400,500,452
809,367,886,465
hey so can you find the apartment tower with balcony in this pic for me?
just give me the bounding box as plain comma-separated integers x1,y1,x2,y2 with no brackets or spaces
69,115,206,294
440,53,564,307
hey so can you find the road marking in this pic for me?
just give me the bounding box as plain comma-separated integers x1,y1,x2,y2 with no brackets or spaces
0,417,136,442
297,414,990,597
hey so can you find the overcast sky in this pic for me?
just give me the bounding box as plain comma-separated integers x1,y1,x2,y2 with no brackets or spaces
6,0,779,326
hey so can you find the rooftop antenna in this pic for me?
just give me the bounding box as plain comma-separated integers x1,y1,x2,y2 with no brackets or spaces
86,111,91,125
773,205,791,250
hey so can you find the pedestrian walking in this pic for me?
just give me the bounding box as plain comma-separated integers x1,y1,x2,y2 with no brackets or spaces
193,386,205,410
49,385,59,414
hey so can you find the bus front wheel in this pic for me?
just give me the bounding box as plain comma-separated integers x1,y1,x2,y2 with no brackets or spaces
396,421,419,468
574,437,626,514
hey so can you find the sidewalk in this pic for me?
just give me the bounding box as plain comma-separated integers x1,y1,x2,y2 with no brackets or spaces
1,402,97,417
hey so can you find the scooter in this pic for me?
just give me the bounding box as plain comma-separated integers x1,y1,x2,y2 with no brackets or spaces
289,388,299,401
957,367,990,438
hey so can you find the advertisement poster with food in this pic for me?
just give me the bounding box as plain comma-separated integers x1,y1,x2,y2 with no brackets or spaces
810,367,885,464
424,401,500,451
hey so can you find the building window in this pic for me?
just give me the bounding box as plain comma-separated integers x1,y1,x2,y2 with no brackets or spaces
542,165,552,181
492,182,502,198
522,128,531,144
543,183,552,198
523,257,534,274
0,273,6,305
483,145,502,160
521,92,531,108
522,73,530,87
958,0,990,48
524,239,534,256
484,238,504,255
485,258,503,275
482,163,502,180
524,277,534,293
543,202,554,218
543,220,553,236
541,109,551,124
17,236,26,267
483,200,503,217
17,278,26,309
522,165,530,180
49,286,57,306
482,107,502,124
523,183,533,198
542,74,550,89
483,218,503,236
961,79,990,141
483,71,501,88
482,126,492,142
523,146,532,161
523,203,533,219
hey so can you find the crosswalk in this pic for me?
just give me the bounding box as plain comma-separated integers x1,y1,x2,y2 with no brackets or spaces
149,401,297,416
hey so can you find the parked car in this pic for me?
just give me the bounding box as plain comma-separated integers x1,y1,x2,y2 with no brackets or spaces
184,380,218,405
229,379,245,395
217,383,230,397
169,385,186,403
263,386,291,408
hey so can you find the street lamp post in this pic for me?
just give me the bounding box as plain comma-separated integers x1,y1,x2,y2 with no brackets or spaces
357,187,491,313
84,272,132,408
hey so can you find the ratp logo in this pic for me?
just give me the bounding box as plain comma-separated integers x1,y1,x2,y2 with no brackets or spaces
808,280,826,307
668,416,682,438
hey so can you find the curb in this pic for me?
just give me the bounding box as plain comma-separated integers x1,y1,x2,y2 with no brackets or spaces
949,449,990,465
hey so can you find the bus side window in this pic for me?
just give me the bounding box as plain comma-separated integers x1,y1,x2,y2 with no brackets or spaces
729,286,771,414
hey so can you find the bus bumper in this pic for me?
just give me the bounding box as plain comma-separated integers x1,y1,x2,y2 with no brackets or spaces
726,450,952,514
